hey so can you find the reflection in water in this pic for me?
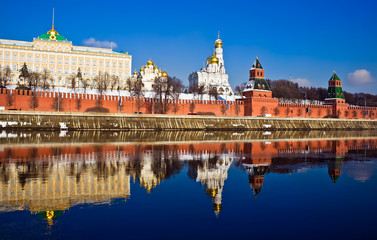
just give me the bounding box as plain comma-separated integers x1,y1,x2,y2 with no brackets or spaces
0,137,376,225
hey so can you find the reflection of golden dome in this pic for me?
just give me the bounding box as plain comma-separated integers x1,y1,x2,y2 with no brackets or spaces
209,53,219,64
162,70,168,77
215,39,223,48
213,203,222,212
206,188,217,198
147,58,154,66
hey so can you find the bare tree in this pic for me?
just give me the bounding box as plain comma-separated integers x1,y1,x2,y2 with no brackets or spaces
76,97,82,111
260,106,267,115
70,73,77,92
209,87,219,101
6,92,16,108
234,82,247,95
220,104,227,116
235,102,241,116
77,68,88,93
344,110,349,118
40,70,50,90
0,66,12,88
189,101,196,113
317,108,322,117
110,75,120,91
28,72,41,91
132,75,144,112
171,77,183,115
18,63,29,88
94,72,110,107
52,93,64,111
273,107,280,116
297,108,303,117
285,108,290,117
29,92,39,110
153,76,173,114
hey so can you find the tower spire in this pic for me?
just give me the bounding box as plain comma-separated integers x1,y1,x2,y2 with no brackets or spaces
52,8,55,28
218,30,220,39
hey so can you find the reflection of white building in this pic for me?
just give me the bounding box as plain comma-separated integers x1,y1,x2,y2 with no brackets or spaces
131,59,168,91
188,156,233,216
189,36,233,96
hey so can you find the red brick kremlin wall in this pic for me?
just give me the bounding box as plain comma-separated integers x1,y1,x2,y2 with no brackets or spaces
0,89,244,116
1,88,376,119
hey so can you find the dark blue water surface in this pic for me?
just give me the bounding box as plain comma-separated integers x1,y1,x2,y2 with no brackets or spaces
0,135,377,239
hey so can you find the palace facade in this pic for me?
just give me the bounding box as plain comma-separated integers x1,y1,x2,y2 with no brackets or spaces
189,36,234,95
0,24,132,89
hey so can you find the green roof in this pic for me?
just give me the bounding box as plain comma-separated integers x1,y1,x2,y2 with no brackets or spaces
38,33,67,41
252,57,263,69
329,72,341,81
326,72,345,99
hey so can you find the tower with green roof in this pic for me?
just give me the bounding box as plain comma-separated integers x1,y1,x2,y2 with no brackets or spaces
325,71,345,103
242,57,278,116
325,71,349,117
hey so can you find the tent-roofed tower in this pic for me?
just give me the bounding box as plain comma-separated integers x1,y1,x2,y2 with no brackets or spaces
325,71,345,104
242,57,278,116
243,57,272,98
324,71,349,117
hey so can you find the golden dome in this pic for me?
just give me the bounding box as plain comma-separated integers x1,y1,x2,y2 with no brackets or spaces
209,53,219,64
158,68,162,73
133,69,138,75
47,25,59,36
154,65,158,70
215,38,223,48
147,58,154,66
161,70,168,77
140,67,144,72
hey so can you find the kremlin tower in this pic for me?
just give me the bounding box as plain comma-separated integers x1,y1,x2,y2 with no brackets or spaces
242,57,278,116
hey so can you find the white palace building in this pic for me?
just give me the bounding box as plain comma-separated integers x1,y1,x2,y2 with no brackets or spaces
189,36,234,96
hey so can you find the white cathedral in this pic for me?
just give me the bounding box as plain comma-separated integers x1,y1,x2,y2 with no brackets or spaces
189,36,234,96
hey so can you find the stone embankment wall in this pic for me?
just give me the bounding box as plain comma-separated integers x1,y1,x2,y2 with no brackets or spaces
0,111,376,131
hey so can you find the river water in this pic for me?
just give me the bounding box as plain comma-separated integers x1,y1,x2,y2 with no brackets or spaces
0,131,376,239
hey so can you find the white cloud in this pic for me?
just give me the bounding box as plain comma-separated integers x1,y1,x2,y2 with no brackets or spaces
83,38,118,49
347,69,375,85
293,78,311,87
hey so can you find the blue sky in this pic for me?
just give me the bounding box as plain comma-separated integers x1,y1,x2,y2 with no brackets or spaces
1,0,376,94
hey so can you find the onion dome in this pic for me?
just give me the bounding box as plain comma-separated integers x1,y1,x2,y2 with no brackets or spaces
162,70,168,77
133,69,138,75
158,68,162,74
215,38,223,48
209,53,219,64
147,58,154,66
154,65,158,71
140,67,145,72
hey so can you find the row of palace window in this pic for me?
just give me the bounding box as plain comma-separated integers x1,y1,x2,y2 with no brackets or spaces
0,52,129,69
0,63,127,78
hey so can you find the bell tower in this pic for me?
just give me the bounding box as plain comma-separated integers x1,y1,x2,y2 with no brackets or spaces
324,71,349,117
